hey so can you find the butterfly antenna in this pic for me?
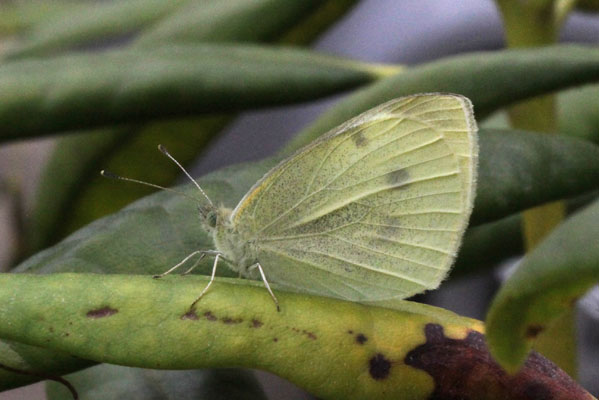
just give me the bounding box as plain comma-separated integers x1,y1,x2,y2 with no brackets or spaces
100,170,199,203
158,144,214,206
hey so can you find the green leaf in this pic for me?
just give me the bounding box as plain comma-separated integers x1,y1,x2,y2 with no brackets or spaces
0,1,84,35
26,119,228,257
0,44,385,142
0,274,484,398
456,190,599,276
473,128,599,225
2,273,594,400
277,0,361,45
20,158,275,275
46,365,267,400
483,84,599,145
3,0,189,59
455,213,523,275
285,45,599,153
486,198,599,372
135,0,351,46
559,84,599,144
5,0,358,59
0,338,93,391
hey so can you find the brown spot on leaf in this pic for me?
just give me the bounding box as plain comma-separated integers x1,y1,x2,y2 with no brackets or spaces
289,326,317,340
302,330,317,340
251,319,263,328
204,311,217,321
369,353,391,380
356,333,368,345
86,307,118,318
525,324,545,339
404,323,591,399
222,317,243,325
181,311,199,320
273,338,278,342
348,330,354,334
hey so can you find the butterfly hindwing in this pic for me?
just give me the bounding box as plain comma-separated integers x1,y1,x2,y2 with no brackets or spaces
231,94,478,302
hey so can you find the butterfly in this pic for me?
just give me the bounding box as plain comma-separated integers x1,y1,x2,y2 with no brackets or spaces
103,93,478,312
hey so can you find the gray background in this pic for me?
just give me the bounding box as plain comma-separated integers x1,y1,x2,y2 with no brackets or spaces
0,0,598,398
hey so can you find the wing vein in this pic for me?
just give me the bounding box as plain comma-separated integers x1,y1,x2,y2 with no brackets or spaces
263,244,430,286
363,233,453,255
328,234,446,270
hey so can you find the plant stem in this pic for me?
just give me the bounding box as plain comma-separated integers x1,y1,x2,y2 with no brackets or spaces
495,0,576,376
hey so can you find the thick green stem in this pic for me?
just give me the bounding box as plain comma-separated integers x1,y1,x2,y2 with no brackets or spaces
494,0,581,378
0,273,594,400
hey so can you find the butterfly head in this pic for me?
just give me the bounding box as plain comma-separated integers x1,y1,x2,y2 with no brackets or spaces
199,205,218,230
198,205,232,233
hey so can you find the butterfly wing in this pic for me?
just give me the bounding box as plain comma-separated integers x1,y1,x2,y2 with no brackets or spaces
231,94,478,302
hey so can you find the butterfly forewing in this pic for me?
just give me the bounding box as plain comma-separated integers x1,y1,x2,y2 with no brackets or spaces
231,94,478,302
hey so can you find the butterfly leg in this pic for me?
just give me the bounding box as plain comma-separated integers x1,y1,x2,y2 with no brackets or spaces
248,263,280,312
189,253,221,311
153,250,205,279
181,250,223,275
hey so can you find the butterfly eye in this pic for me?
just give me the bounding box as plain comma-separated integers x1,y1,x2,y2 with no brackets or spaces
207,211,218,228
198,208,217,229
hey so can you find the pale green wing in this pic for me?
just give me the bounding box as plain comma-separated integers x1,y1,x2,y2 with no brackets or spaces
231,94,478,302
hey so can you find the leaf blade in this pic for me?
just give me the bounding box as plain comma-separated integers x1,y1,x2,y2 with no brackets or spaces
0,44,383,142
285,45,599,153
486,199,599,371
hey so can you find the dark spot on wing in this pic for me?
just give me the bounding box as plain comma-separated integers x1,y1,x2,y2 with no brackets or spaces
525,324,545,338
181,311,199,320
373,216,403,239
86,306,118,318
251,319,263,328
204,311,217,321
369,353,391,380
404,323,591,399
386,168,410,189
356,333,368,344
353,131,368,147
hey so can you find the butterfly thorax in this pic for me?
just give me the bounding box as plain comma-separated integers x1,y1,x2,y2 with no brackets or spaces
199,205,257,277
